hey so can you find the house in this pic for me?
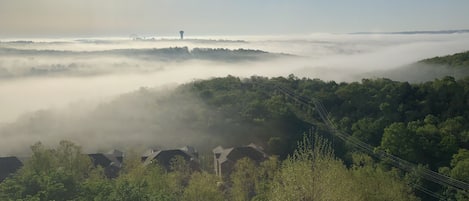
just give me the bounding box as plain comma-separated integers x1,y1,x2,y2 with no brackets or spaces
213,143,267,178
141,147,160,162
143,146,199,171
180,145,199,158
107,149,124,163
88,149,124,178
0,156,23,182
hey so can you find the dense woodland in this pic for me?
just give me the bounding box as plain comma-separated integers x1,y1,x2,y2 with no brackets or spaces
0,47,282,79
1,74,469,200
420,51,469,68
373,51,469,83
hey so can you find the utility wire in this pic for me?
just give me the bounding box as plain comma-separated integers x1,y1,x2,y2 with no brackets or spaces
257,81,469,198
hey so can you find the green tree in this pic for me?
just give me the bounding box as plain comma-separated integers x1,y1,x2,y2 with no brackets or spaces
252,156,279,201
77,168,113,201
230,158,258,201
351,117,385,146
381,123,419,162
350,154,420,201
167,156,192,200
182,172,224,201
439,149,469,201
0,141,92,201
268,134,351,201
110,161,173,201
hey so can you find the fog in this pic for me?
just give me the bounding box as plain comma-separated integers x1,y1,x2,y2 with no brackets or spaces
1,33,469,155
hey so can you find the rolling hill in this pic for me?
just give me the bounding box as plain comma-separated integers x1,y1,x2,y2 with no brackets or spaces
366,51,469,82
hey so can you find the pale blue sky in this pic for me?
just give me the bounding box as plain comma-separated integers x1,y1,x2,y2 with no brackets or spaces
0,0,468,37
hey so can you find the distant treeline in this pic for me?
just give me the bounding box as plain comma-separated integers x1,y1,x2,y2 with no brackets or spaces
0,47,281,62
420,51,469,68
0,47,285,78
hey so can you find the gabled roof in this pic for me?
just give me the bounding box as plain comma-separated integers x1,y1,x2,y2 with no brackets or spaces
87,151,124,178
227,146,266,161
142,148,160,158
213,146,224,154
213,147,234,164
88,152,122,168
180,146,198,156
88,154,112,167
107,149,124,157
212,143,267,164
0,156,23,182
143,149,193,167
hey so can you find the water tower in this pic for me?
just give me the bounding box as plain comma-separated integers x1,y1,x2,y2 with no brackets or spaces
179,30,184,40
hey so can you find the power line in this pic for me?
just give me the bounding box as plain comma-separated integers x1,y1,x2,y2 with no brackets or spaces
258,81,469,198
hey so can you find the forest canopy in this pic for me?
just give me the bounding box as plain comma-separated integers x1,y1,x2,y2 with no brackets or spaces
1,75,469,200
420,51,469,68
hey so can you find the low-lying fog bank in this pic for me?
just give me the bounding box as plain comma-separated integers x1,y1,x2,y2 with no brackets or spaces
1,33,469,155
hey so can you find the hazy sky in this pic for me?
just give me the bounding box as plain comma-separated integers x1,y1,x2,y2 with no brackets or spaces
1,0,469,37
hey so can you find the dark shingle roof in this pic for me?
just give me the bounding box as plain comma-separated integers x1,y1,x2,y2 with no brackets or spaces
213,143,267,164
87,150,123,178
143,148,199,171
144,150,191,166
88,154,113,167
0,157,23,182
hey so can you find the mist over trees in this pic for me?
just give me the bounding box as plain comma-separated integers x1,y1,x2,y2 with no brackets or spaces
1,74,469,200
0,46,284,79
2,35,469,125
369,51,469,82
1,37,469,200
2,0,469,199
420,51,469,68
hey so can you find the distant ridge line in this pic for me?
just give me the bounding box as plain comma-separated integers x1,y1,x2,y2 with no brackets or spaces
351,29,469,35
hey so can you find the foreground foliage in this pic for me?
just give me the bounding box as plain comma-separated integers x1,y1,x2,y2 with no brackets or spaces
0,135,420,201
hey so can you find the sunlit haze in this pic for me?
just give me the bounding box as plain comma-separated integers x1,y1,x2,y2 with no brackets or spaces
1,0,469,37
1,3,469,200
